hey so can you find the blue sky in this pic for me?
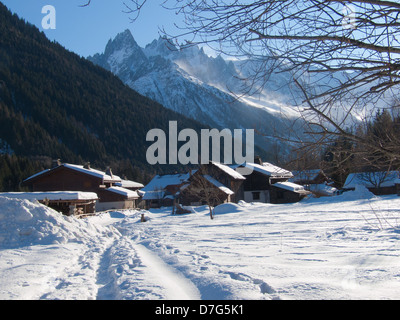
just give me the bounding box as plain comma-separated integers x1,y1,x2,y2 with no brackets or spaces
1,0,181,57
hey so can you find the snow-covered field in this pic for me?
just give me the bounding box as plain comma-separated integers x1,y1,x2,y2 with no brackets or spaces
1,187,400,300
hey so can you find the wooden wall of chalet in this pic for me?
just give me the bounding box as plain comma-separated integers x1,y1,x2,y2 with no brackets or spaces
26,167,102,193
205,163,244,203
367,186,397,195
178,179,230,207
96,189,128,203
44,200,96,216
206,164,231,188
165,184,182,195
269,187,304,204
242,170,268,192
242,170,287,192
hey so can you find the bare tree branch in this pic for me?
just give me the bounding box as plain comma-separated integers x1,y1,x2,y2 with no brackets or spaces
84,1,400,174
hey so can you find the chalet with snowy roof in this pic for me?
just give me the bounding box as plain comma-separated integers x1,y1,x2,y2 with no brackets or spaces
22,161,143,212
233,157,310,204
291,169,329,185
178,174,234,207
178,162,245,207
141,173,191,208
115,179,144,191
0,191,98,216
141,162,246,209
290,169,337,197
199,161,245,202
343,171,399,195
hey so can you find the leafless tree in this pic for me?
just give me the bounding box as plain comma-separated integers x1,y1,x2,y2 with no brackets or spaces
80,1,400,172
122,2,400,92
357,171,395,191
180,166,227,219
118,1,400,166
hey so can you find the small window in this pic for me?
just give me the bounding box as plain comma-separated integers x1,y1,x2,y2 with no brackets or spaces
252,192,260,200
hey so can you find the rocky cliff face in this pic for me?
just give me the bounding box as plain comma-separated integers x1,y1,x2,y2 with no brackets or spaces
89,30,305,157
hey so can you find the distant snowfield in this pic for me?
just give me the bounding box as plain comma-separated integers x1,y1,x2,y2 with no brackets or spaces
1,187,400,300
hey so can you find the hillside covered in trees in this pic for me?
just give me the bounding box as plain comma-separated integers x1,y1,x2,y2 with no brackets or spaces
0,2,207,191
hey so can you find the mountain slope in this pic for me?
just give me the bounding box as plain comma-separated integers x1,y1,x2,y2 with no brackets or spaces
0,3,208,190
89,30,305,157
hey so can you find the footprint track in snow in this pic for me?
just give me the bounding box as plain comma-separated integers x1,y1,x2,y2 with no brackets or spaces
224,271,280,299
134,244,201,300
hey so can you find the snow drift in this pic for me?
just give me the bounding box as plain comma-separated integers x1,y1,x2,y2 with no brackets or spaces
0,197,118,249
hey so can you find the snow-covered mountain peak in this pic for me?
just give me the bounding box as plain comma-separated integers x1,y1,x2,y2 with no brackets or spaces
107,29,136,49
142,36,237,89
104,30,142,59
88,30,306,157
144,37,179,58
96,29,148,75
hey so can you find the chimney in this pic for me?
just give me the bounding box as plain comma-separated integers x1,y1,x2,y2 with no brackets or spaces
84,162,91,170
105,166,114,178
254,156,263,165
52,159,61,168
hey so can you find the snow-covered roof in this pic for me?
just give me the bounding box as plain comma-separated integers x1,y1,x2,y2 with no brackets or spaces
23,169,50,182
115,179,144,189
141,173,191,192
63,164,121,182
211,161,246,180
272,182,307,193
0,191,99,201
141,190,165,200
203,175,234,195
24,163,122,183
105,187,139,199
344,172,399,189
179,183,190,191
235,162,293,178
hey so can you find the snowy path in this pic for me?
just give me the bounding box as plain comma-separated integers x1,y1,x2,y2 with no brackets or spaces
1,191,400,300
0,203,201,300
94,235,201,300
134,244,201,300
